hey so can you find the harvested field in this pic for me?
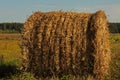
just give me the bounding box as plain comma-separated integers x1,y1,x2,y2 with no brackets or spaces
0,34,21,40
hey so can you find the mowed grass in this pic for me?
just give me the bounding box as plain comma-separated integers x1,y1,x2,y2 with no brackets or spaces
0,34,120,80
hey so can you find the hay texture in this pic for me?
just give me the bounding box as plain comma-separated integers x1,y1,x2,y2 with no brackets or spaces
22,10,111,79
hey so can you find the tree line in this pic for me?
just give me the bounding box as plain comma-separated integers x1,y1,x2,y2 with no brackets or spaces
0,22,120,33
0,23,23,33
109,23,120,33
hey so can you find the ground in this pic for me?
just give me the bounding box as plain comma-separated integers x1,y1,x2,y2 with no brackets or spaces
0,34,120,80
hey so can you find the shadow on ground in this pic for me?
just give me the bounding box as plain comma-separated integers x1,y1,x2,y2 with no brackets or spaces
0,63,20,78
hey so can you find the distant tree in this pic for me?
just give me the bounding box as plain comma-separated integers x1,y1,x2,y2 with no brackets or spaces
0,22,120,33
109,23,120,33
0,23,23,33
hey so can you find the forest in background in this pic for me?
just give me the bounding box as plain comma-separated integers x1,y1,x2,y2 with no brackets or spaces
0,23,23,33
109,23,120,33
0,22,120,33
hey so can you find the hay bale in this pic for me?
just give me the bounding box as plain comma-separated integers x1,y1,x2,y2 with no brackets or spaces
21,10,111,79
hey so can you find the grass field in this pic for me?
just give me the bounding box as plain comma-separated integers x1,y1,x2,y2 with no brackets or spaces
0,34,120,80
109,34,120,80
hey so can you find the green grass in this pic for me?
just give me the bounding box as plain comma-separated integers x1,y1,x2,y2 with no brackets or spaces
0,30,20,34
110,34,120,43
109,35,120,80
0,34,120,80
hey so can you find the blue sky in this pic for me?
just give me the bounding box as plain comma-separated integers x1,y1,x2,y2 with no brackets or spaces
0,0,120,23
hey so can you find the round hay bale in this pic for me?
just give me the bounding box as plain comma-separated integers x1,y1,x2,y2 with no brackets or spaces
21,11,111,79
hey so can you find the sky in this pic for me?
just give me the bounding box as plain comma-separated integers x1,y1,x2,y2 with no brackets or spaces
0,0,120,23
